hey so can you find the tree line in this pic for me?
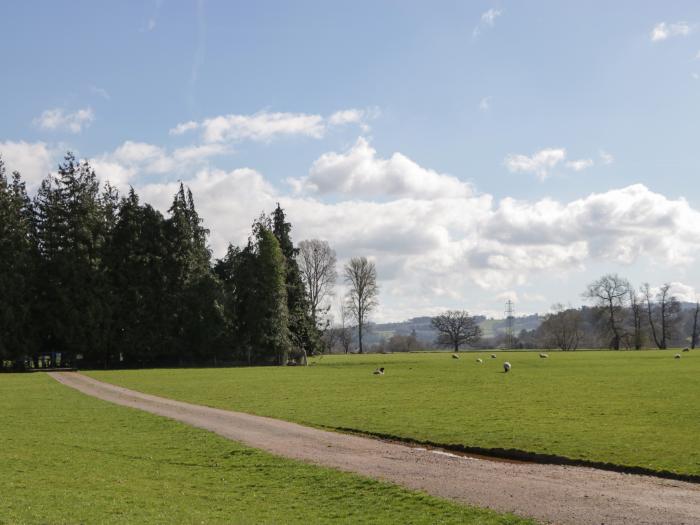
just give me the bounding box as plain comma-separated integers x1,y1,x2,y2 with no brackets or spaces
0,153,379,370
519,273,700,351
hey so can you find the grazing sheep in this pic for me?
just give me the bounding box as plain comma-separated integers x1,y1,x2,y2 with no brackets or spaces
490,354,497,359
503,361,511,373
539,353,549,358
452,354,460,359
683,348,690,352
674,354,681,359
373,367,385,375
476,358,483,364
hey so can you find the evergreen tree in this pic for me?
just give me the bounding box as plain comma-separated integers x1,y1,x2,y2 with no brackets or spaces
162,183,223,365
251,221,291,365
271,204,321,359
0,159,37,364
34,154,110,367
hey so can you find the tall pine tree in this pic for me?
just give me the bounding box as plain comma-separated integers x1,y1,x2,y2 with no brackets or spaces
272,204,321,360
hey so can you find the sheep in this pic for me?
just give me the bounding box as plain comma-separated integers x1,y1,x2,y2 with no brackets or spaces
539,353,549,358
674,354,681,359
490,354,497,359
476,358,483,364
373,367,385,375
452,354,460,359
503,361,512,373
683,348,690,352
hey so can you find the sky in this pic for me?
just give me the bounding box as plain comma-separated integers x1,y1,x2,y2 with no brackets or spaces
2,1,700,322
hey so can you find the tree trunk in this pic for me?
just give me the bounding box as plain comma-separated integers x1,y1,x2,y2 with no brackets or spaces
692,303,699,349
358,323,363,354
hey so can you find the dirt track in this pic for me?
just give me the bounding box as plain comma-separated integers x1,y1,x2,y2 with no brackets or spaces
50,372,700,525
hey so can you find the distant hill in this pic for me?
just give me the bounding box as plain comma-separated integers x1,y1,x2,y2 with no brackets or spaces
364,313,543,346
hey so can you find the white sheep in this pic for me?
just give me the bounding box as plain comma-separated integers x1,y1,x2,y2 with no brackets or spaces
373,367,385,375
476,358,483,364
452,354,460,359
490,354,497,359
503,361,511,372
539,353,549,358
683,348,690,352
674,354,681,359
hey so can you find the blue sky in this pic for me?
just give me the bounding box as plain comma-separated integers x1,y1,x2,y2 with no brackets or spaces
3,1,700,321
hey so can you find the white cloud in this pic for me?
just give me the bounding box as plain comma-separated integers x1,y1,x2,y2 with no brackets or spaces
599,150,614,165
565,158,594,172
90,140,232,191
169,121,199,135
294,137,472,199
473,8,503,38
328,107,380,132
0,141,54,188
171,107,379,143
132,161,700,321
504,148,567,180
34,107,95,133
479,96,492,111
650,21,692,42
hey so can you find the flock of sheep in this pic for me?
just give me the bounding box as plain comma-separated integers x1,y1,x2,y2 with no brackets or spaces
373,347,691,375
451,351,550,373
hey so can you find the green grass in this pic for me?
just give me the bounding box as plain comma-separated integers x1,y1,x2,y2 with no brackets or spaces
88,350,700,477
0,374,532,525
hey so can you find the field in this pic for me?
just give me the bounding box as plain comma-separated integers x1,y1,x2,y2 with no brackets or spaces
0,374,533,524
88,350,700,478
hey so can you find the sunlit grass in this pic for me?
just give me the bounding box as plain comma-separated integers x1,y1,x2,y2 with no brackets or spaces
90,350,700,477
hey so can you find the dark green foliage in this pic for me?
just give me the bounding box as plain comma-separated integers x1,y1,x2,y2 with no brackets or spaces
0,154,316,369
33,153,111,367
0,158,37,363
272,204,321,359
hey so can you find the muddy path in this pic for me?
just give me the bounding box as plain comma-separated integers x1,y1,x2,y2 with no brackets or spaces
50,372,700,525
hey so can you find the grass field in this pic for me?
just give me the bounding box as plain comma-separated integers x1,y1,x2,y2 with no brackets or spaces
89,350,700,478
0,374,533,524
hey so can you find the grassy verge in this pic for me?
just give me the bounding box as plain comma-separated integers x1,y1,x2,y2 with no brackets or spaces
0,374,532,524
88,350,700,477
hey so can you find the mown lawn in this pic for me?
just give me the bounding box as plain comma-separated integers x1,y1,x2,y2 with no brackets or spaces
0,374,533,524
89,350,700,477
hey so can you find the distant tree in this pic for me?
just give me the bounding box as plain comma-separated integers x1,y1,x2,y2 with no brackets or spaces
583,274,630,350
538,304,582,351
338,302,354,354
691,302,700,350
643,283,681,349
297,239,337,326
344,257,378,354
431,310,482,352
628,288,644,350
386,333,420,353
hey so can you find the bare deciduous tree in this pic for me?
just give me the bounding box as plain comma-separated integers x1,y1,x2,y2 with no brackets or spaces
297,239,337,326
584,274,630,350
431,310,482,352
629,289,644,350
692,301,700,350
338,302,354,354
344,257,378,354
538,304,582,351
644,283,681,349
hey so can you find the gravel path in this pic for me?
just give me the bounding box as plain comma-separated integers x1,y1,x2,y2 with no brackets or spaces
50,372,700,525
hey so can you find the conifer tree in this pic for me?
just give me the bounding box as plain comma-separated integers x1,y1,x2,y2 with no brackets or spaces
271,204,321,359
0,158,37,364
